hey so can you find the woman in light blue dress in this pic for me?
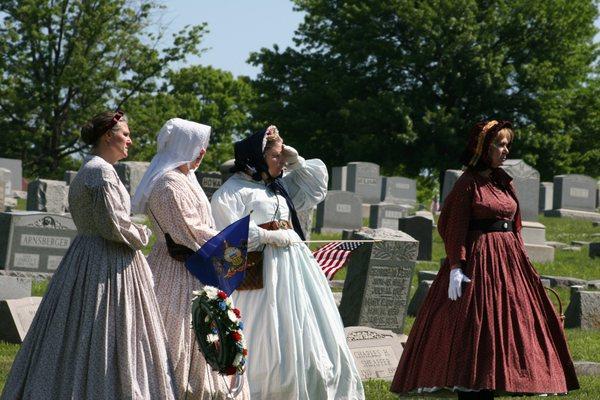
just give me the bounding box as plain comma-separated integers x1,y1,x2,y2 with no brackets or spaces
211,126,364,400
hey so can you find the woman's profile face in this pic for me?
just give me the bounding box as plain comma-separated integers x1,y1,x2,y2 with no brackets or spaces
105,122,132,161
488,130,511,168
190,148,206,170
264,140,285,178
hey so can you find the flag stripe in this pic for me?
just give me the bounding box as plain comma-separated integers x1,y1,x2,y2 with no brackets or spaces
312,241,361,280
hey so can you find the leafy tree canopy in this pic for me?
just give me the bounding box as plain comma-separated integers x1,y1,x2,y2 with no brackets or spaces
250,0,599,180
0,0,205,178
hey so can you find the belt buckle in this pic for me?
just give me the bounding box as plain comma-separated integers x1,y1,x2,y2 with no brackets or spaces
502,221,508,231
278,220,288,230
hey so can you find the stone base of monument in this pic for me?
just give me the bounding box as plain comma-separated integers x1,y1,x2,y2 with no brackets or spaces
521,221,554,263
544,208,600,222
407,280,433,316
344,326,407,381
574,361,600,376
524,243,555,263
0,275,31,300
0,296,42,343
565,286,600,330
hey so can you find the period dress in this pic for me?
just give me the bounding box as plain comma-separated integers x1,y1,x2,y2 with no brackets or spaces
1,155,176,400
391,168,579,396
146,169,250,399
211,159,365,400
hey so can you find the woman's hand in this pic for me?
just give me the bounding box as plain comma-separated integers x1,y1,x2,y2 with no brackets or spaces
282,145,301,170
448,267,471,300
258,228,293,247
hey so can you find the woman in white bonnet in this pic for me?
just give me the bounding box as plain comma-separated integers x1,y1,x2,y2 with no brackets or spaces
132,118,250,400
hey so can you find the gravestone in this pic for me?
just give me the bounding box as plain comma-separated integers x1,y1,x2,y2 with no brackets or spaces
407,280,433,316
539,182,553,212
380,177,416,205
26,179,68,213
296,206,315,241
0,296,42,343
564,286,600,330
114,161,150,196
346,162,382,204
441,169,463,203
344,326,406,381
546,174,600,221
590,243,600,259
195,171,222,200
331,166,347,191
219,159,235,182
64,170,78,185
397,215,433,261
0,275,32,300
501,159,540,221
0,177,5,211
315,191,362,233
418,270,438,282
0,212,77,274
0,168,11,196
339,227,418,333
369,204,409,229
0,158,22,192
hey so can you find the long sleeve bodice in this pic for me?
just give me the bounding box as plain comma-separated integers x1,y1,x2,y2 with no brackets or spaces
146,170,218,252
68,155,150,250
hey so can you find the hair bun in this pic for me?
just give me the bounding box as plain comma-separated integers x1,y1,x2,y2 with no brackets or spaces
80,121,97,146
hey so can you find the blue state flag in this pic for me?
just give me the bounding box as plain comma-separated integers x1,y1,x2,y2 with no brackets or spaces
185,214,251,295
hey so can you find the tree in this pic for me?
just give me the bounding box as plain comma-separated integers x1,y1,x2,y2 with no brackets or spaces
125,65,256,171
250,0,599,180
0,0,206,178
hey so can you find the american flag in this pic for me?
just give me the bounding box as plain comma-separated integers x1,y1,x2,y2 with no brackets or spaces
313,241,362,280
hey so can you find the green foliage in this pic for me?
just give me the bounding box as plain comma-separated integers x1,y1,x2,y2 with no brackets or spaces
250,0,599,180
0,0,205,179
126,66,256,171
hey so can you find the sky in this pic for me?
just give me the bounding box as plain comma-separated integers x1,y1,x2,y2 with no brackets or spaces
161,0,305,78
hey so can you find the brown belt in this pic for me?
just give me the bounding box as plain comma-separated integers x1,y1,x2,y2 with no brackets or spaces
258,220,293,231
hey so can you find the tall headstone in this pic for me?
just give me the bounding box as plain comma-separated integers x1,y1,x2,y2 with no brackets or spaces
195,171,223,200
0,212,77,274
369,204,409,230
296,206,315,241
546,174,600,221
344,326,406,381
539,182,553,212
114,161,150,196
339,227,418,333
501,159,540,221
0,297,42,343
380,177,416,205
26,179,68,213
331,166,347,191
346,162,382,204
441,169,463,203
64,170,78,185
315,191,362,233
397,215,433,261
0,158,22,192
0,167,12,196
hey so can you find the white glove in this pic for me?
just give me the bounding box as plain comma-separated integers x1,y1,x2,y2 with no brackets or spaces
282,145,303,170
258,228,292,247
448,268,471,301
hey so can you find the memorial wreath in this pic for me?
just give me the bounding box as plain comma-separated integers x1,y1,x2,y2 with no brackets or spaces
191,286,248,375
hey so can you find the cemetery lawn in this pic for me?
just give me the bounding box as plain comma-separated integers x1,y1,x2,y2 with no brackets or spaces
1,216,599,397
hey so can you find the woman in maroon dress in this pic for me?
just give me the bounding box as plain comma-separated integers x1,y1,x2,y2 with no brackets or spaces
390,120,579,399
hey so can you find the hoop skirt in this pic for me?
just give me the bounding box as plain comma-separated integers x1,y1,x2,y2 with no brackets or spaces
211,159,364,400
1,156,176,400
391,169,579,396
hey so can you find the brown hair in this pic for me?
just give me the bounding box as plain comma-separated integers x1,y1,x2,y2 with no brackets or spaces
81,111,128,147
460,120,513,171
263,125,283,154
